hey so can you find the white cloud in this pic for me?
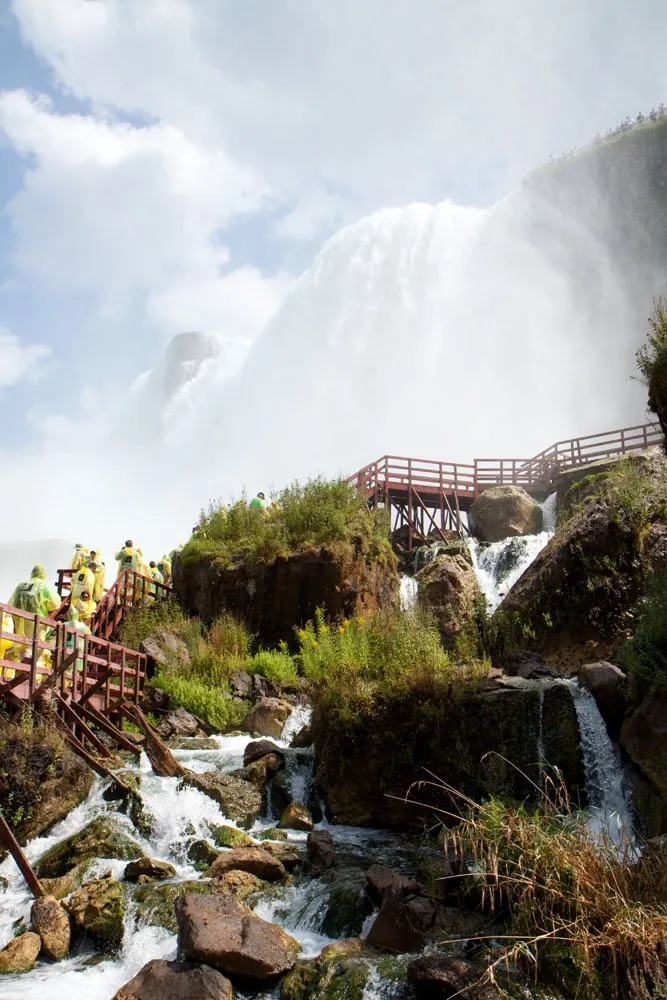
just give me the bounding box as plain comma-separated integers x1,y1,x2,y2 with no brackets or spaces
0,327,51,388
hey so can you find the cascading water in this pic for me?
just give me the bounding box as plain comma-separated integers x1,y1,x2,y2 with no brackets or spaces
567,681,635,848
399,575,418,611
467,493,558,612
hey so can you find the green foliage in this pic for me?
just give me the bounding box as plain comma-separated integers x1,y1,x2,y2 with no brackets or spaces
182,477,392,568
118,599,197,652
636,297,667,395
620,573,667,689
249,649,300,687
298,607,488,729
150,672,247,731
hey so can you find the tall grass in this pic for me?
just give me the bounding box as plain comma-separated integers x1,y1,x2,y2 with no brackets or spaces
432,773,667,999
182,477,392,568
299,607,488,728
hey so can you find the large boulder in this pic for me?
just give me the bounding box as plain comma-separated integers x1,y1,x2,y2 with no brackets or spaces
622,693,667,834
578,661,628,736
173,546,400,647
307,830,335,871
67,875,126,951
244,739,286,766
31,894,70,961
408,955,497,1000
415,552,480,638
176,892,300,981
0,737,93,845
0,931,41,974
207,847,287,882
244,699,293,739
36,816,143,879
208,824,254,849
365,889,436,952
135,880,215,934
141,628,190,673
469,485,543,543
182,772,262,828
157,707,200,739
279,803,314,831
113,959,233,1000
364,865,418,906
281,955,370,1000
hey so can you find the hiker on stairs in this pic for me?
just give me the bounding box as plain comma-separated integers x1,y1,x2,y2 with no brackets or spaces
86,549,106,601
115,540,139,577
6,565,60,663
71,563,96,603
69,543,89,572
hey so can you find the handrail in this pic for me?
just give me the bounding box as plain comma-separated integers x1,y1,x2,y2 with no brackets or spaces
56,567,173,640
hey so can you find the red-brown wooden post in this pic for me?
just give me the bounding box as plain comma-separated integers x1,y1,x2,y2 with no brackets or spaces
29,614,39,698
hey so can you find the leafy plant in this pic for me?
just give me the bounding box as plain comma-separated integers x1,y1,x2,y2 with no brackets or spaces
636,297,667,392
150,672,247,731
249,649,300,687
620,573,667,689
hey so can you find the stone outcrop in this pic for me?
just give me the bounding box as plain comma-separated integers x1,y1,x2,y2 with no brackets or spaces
36,816,143,879
124,857,177,883
113,959,233,1000
0,931,41,974
67,875,126,951
498,454,667,666
415,551,480,638
0,737,93,845
469,485,542,543
174,546,399,646
622,693,667,835
207,847,287,882
579,661,628,736
135,880,215,934
31,895,70,961
366,889,436,952
408,955,497,1000
175,892,300,981
365,865,417,906
244,699,293,739
157,707,200,739
315,678,585,827
244,739,285,766
182,772,262,828
141,628,190,673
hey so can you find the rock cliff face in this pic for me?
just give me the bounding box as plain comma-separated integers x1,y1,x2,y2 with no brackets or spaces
174,547,399,645
314,678,585,828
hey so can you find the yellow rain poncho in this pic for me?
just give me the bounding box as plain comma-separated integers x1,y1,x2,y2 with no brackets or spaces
115,545,138,577
6,565,60,663
69,544,89,572
71,594,97,626
71,566,96,602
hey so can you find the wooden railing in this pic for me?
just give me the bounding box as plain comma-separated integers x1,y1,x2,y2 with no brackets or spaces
56,568,172,640
0,602,146,712
350,421,663,499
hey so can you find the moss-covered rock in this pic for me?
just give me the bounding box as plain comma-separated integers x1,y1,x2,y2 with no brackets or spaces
321,867,374,938
36,816,143,879
207,824,253,849
41,860,92,900
213,870,266,902
135,880,213,934
0,932,41,974
258,828,289,842
281,956,370,1000
67,875,126,952
187,840,221,871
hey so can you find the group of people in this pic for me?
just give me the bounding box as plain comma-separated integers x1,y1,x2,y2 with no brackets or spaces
549,103,667,165
0,539,176,671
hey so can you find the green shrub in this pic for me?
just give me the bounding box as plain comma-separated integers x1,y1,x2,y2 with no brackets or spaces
181,477,391,568
150,672,247,731
620,573,667,689
636,297,667,396
249,649,299,687
118,599,198,652
298,607,488,728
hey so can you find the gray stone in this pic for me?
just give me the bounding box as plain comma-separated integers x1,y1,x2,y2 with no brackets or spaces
113,959,233,1000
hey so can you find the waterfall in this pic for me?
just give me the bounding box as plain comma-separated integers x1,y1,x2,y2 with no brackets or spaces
467,493,557,613
399,575,418,611
568,681,634,847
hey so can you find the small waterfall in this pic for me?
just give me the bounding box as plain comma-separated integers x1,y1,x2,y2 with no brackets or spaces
568,682,634,846
399,575,418,611
467,492,557,612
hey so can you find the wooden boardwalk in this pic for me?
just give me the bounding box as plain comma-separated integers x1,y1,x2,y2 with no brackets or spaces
350,421,663,545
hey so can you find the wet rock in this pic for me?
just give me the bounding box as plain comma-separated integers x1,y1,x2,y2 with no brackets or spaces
208,824,253,849
244,739,286,766
258,828,289,842
207,847,287,882
231,670,253,699
317,939,364,963
244,698,293,739
67,875,126,951
291,725,313,748
41,861,91,900
135,880,213,934
365,865,418,906
0,931,41,974
176,892,300,981
416,856,455,903
157,707,199,739
30,894,70,962
188,840,221,871
259,841,302,871
622,692,667,832
416,551,480,639
469,485,542,543
322,867,374,938
113,958,233,1000
271,770,294,815
435,907,491,937
124,857,177,883
408,955,496,999
182,772,262,828
307,830,335,871
36,816,143,879
366,888,436,952
213,870,266,902
279,803,314,831
141,629,190,673
141,686,171,713
0,738,94,845
281,955,369,1000
579,661,628,736
236,754,284,792
169,737,219,750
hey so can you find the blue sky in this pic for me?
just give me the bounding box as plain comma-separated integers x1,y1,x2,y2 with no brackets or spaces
1,0,666,553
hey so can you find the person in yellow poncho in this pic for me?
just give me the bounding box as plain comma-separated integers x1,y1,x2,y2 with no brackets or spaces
71,563,96,603
69,543,88,572
6,565,60,663
86,550,106,602
71,590,97,627
115,540,139,577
